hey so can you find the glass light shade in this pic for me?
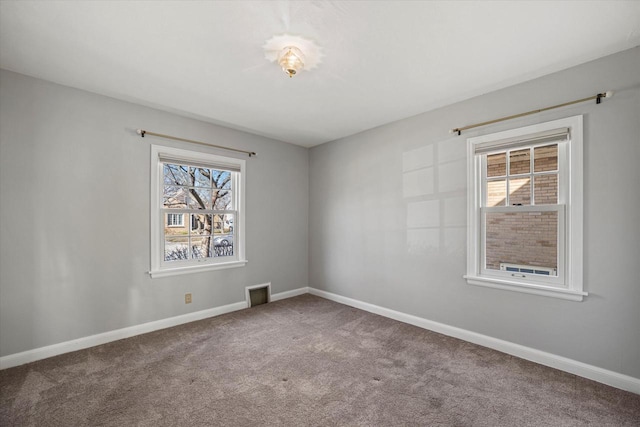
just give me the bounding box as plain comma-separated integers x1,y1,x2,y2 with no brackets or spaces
278,46,305,78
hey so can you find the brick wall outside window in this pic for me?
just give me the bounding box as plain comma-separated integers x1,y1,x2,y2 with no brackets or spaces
485,145,559,271
486,211,558,270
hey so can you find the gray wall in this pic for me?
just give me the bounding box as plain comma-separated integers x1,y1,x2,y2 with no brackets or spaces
309,47,640,378
0,70,309,357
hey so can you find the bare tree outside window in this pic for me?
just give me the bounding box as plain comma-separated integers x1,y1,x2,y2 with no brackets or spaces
162,164,234,261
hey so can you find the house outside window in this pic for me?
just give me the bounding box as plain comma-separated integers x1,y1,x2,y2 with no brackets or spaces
150,145,247,278
465,115,585,301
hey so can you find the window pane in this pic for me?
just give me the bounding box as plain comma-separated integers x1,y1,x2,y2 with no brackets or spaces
487,153,506,177
485,211,558,275
163,164,190,186
191,236,213,259
191,167,211,187
213,214,234,258
163,186,187,209
509,177,531,206
188,188,212,209
509,149,530,175
214,214,234,234
191,214,212,235
212,170,232,190
534,144,558,172
165,236,189,261
486,180,506,207
534,174,558,205
213,190,232,210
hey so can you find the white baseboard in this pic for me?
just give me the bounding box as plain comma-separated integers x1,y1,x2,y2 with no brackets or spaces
271,286,309,302
308,287,640,395
0,286,308,370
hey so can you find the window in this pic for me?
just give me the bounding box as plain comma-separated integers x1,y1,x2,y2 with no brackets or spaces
465,116,585,301
166,213,184,227
150,145,246,278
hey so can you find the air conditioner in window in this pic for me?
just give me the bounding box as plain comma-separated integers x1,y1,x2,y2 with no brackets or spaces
499,263,557,276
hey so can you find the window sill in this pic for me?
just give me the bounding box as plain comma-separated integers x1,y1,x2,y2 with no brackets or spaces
150,260,248,278
463,275,586,301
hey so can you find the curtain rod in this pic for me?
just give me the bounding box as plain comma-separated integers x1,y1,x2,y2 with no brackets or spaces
136,129,257,157
450,91,613,136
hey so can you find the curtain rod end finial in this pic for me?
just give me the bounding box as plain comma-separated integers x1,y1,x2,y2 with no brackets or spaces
605,91,613,98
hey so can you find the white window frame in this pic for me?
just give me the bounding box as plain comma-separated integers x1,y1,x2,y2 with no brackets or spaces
464,115,585,301
150,145,247,278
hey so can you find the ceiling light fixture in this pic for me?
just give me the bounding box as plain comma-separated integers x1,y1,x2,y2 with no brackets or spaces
278,46,305,78
263,34,321,78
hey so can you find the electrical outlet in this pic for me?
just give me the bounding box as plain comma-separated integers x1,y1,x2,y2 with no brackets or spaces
185,293,192,304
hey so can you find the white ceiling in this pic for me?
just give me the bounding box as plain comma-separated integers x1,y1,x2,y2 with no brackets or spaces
1,1,639,147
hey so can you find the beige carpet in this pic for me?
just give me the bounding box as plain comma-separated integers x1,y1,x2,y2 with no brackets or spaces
1,294,639,426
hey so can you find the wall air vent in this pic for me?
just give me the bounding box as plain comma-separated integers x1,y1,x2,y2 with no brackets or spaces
245,283,271,308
